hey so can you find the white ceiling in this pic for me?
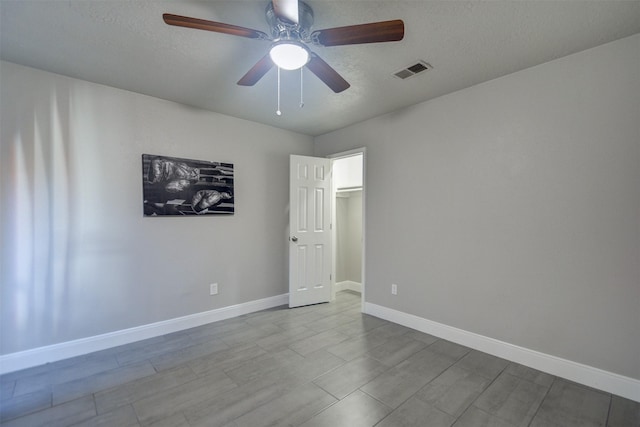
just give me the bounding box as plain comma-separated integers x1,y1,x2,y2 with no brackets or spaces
2,1,639,136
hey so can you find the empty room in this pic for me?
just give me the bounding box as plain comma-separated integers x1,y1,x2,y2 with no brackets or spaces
1,1,639,426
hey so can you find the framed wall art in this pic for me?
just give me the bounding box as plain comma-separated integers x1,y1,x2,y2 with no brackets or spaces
142,154,234,216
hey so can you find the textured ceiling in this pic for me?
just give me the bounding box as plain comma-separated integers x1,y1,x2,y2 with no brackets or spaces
1,1,639,136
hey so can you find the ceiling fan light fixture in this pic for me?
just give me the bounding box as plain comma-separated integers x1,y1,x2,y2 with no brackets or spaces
269,41,309,70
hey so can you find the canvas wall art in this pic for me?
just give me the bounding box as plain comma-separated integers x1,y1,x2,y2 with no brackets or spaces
142,154,234,216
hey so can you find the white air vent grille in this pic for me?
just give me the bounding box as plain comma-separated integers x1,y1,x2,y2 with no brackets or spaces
394,61,433,80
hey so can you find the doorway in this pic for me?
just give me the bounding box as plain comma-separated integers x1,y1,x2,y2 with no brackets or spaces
330,149,365,311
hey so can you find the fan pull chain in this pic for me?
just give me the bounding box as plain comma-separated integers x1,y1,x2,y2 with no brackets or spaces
300,68,304,108
276,66,282,116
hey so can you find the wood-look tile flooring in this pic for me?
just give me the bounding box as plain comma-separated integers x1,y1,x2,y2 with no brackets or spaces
1,291,638,426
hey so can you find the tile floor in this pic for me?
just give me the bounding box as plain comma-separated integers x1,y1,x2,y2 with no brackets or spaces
1,291,638,426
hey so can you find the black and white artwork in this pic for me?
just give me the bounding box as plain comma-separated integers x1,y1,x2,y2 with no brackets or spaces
142,154,234,216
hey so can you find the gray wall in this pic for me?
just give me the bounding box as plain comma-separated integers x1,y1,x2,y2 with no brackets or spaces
0,61,313,355
314,35,640,380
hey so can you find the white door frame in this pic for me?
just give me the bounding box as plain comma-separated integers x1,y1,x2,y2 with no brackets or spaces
328,148,366,313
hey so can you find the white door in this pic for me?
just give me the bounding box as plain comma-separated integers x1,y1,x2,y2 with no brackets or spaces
289,155,332,308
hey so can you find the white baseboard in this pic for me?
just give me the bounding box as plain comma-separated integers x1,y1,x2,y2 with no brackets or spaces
365,302,640,403
0,294,288,375
335,280,362,293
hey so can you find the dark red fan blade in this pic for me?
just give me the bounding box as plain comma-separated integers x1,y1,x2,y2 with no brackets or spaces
311,19,404,47
163,14,269,39
272,0,299,24
237,54,274,86
306,54,350,93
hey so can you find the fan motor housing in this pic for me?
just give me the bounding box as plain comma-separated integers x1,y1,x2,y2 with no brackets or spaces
266,1,314,41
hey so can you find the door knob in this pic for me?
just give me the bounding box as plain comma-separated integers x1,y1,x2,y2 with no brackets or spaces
291,236,298,242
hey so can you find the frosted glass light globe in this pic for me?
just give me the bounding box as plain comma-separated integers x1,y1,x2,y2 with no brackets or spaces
269,42,309,70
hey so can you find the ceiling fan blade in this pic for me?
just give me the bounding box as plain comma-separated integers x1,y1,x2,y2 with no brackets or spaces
237,54,274,86
306,54,350,93
311,19,404,47
272,0,299,24
163,14,269,39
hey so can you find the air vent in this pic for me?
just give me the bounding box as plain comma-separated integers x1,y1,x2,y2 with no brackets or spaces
393,61,433,80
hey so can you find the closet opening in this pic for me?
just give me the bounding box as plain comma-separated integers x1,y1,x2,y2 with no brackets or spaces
330,150,365,310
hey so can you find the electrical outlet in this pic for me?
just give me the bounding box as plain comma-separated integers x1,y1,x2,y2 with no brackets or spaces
209,283,219,295
391,283,397,295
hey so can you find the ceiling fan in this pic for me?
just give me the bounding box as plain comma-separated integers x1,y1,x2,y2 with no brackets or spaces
163,0,404,93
